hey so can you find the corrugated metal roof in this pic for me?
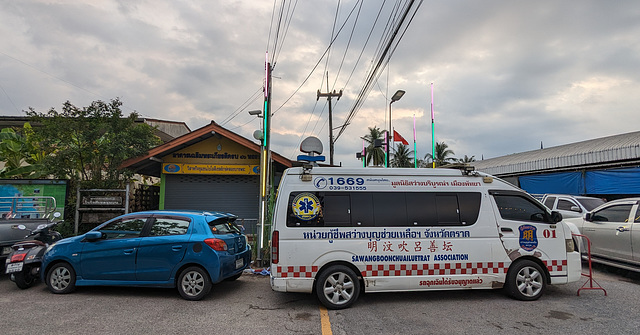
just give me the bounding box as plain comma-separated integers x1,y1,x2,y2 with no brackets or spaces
473,131,640,176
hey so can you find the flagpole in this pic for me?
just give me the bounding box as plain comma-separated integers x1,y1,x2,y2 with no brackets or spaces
362,138,366,167
413,114,417,168
431,82,435,168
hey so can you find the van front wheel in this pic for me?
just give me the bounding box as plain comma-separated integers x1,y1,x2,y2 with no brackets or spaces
315,265,360,309
506,260,546,301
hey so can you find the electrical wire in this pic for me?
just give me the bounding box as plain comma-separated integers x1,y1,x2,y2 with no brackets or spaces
335,0,422,142
272,1,360,116
219,87,263,126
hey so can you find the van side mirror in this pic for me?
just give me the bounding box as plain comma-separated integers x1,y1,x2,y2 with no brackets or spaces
550,211,563,223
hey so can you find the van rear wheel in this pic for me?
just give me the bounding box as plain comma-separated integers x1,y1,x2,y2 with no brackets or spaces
315,265,360,309
506,260,546,301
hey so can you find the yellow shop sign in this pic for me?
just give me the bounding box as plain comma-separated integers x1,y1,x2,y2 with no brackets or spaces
163,163,260,175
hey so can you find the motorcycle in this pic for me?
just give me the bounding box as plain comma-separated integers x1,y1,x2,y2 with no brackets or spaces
4,212,62,289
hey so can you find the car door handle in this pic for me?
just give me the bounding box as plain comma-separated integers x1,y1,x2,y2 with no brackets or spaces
584,228,596,232
616,226,630,232
124,248,135,254
172,245,183,251
500,227,513,233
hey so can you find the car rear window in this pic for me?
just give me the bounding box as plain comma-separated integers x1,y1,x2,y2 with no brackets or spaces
208,217,242,234
577,198,606,211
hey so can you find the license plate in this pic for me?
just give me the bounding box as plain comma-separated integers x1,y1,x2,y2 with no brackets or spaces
235,258,244,269
5,262,23,274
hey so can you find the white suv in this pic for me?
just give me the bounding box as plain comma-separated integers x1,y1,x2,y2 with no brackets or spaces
542,194,606,219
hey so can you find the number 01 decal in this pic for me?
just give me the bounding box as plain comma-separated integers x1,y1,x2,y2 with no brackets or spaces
543,229,557,238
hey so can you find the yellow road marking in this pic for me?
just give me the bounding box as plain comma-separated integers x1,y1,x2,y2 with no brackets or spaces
319,305,333,335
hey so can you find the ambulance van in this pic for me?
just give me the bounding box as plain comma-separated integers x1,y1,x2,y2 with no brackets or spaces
270,166,582,309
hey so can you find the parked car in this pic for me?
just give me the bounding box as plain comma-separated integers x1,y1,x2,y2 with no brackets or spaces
41,210,251,300
541,194,606,219
1,196,59,269
565,198,640,272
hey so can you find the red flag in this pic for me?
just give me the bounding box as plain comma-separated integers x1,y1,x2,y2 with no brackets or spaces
393,129,409,145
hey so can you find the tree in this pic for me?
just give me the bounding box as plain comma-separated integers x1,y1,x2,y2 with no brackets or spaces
0,123,47,178
25,98,161,188
362,126,386,167
457,155,476,164
422,141,455,168
391,143,413,168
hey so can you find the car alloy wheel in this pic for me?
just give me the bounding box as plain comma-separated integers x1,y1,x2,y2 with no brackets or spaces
46,262,76,294
177,266,212,301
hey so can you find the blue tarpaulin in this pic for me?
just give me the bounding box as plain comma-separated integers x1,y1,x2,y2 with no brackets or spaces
518,172,584,195
517,167,640,195
585,167,640,194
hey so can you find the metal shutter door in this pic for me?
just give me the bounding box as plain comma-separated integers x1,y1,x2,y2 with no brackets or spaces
164,174,259,220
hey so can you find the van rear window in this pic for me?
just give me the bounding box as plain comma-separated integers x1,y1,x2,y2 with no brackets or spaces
286,191,481,228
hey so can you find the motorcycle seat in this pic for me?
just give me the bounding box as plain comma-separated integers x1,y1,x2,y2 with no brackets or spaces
13,240,46,249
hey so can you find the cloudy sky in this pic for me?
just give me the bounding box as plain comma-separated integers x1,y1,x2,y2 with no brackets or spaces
2,1,639,167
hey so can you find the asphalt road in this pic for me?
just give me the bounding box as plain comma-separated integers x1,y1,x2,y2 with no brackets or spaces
1,264,639,335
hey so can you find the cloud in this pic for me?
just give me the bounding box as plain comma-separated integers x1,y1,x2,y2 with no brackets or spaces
1,0,639,167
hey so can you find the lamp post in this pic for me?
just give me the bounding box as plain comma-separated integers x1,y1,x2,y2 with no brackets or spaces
387,90,405,167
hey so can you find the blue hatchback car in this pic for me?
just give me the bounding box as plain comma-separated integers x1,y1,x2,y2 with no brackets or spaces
41,210,251,300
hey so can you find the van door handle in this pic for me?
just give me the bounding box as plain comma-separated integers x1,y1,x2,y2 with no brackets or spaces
500,227,513,233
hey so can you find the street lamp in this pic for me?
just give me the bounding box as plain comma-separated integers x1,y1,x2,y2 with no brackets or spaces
248,109,262,117
387,90,405,167
248,108,269,266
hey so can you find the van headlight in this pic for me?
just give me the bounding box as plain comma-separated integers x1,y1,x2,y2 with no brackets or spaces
565,239,575,253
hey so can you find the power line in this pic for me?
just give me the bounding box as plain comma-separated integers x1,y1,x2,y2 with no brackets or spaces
219,87,263,126
335,0,422,142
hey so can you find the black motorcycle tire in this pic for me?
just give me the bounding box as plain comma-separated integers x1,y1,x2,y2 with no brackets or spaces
14,267,37,289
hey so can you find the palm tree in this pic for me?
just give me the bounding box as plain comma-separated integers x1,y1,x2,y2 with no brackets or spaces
457,155,475,164
362,126,386,166
422,141,455,167
391,143,413,167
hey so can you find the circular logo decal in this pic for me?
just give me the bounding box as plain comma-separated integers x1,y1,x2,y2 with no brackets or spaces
291,193,321,221
314,177,327,189
164,164,180,173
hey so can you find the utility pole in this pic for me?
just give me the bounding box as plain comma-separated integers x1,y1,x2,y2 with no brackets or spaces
317,72,342,166
257,53,272,266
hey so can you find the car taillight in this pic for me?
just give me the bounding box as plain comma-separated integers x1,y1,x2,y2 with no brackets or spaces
11,253,26,262
204,238,228,251
271,230,279,264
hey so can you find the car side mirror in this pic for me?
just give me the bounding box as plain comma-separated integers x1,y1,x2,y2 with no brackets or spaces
585,213,592,221
84,231,104,241
550,211,563,223
570,206,581,213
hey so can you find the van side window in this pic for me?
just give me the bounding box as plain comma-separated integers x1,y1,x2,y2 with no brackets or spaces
324,194,351,226
372,193,407,227
286,191,481,227
493,195,549,223
351,193,374,226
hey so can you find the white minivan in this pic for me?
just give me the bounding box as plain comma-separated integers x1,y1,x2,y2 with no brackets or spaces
270,166,582,309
